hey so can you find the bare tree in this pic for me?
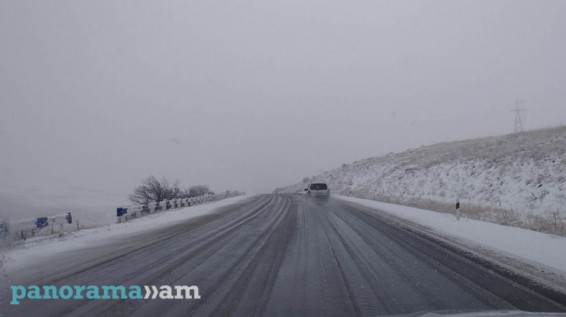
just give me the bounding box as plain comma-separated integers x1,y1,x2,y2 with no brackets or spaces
129,176,181,205
0,218,9,240
187,185,209,198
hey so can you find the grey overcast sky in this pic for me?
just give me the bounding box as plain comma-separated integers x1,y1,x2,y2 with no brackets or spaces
1,0,565,205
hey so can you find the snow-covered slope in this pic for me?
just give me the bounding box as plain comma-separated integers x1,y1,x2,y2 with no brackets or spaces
282,126,566,234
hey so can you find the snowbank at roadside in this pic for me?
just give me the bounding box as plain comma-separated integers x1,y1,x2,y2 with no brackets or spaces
335,195,566,275
1,195,251,276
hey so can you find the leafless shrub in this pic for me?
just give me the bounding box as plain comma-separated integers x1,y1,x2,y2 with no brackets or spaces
525,210,565,236
185,185,210,198
129,176,182,205
494,208,521,226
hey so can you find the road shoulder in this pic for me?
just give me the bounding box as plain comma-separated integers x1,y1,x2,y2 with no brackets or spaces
334,195,566,297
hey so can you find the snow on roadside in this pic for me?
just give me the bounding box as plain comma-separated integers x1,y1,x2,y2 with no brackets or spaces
282,126,566,231
1,195,251,276
335,195,566,275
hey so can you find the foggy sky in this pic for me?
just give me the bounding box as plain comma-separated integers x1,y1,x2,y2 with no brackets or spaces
1,0,565,204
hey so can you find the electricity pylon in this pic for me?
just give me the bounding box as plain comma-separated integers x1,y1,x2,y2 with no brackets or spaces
511,99,526,133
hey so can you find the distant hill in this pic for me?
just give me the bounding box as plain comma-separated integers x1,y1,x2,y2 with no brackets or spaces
281,126,566,235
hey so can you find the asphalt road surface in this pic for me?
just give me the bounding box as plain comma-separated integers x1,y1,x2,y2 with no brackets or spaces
4,194,566,316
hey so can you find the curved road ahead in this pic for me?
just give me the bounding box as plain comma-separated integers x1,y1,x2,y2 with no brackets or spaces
5,194,566,316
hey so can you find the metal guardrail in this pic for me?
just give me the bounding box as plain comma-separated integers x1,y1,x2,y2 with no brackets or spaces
116,194,217,223
1,194,219,243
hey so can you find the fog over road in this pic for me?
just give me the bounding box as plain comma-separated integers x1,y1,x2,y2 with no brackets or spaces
4,194,566,316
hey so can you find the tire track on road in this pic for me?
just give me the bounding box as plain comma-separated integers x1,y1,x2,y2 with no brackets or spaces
340,201,566,312
209,196,297,317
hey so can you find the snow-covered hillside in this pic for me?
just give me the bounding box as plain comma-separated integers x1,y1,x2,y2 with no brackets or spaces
282,126,566,235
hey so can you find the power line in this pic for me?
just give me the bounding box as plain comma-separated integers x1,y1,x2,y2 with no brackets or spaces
511,99,526,133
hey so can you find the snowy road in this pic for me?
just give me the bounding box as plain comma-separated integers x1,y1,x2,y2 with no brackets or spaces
3,194,566,316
